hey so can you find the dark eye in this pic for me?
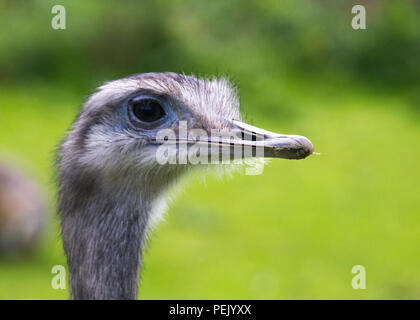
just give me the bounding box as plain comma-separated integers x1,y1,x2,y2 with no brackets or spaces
131,98,166,123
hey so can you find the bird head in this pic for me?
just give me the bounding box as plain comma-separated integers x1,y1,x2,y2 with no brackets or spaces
59,73,313,187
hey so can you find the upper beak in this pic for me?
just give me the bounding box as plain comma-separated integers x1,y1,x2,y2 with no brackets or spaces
230,120,314,160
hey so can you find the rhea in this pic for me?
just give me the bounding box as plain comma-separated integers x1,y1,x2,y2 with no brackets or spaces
0,162,45,256
57,72,314,300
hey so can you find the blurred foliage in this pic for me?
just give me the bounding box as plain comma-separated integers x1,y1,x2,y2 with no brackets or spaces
0,0,420,299
1,0,420,92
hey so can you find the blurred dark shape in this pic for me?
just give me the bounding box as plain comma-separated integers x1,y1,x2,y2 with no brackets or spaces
0,163,46,256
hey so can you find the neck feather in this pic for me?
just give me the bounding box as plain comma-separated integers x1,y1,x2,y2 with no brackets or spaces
60,174,157,300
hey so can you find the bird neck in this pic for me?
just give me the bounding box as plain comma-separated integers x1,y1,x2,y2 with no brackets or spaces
60,175,159,300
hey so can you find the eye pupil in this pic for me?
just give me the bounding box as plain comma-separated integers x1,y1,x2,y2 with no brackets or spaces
132,98,165,123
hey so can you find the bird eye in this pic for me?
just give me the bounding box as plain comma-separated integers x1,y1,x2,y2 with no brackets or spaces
130,97,166,123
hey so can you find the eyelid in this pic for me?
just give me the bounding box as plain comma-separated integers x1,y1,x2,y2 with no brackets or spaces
131,95,159,103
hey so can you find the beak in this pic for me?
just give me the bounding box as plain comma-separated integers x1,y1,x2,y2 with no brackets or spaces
152,119,314,161
229,120,314,160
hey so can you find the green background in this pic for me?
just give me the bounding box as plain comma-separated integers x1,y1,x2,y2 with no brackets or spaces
0,0,419,299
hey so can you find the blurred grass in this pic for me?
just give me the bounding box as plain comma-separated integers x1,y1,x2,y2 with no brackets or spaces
0,0,420,299
0,79,419,299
